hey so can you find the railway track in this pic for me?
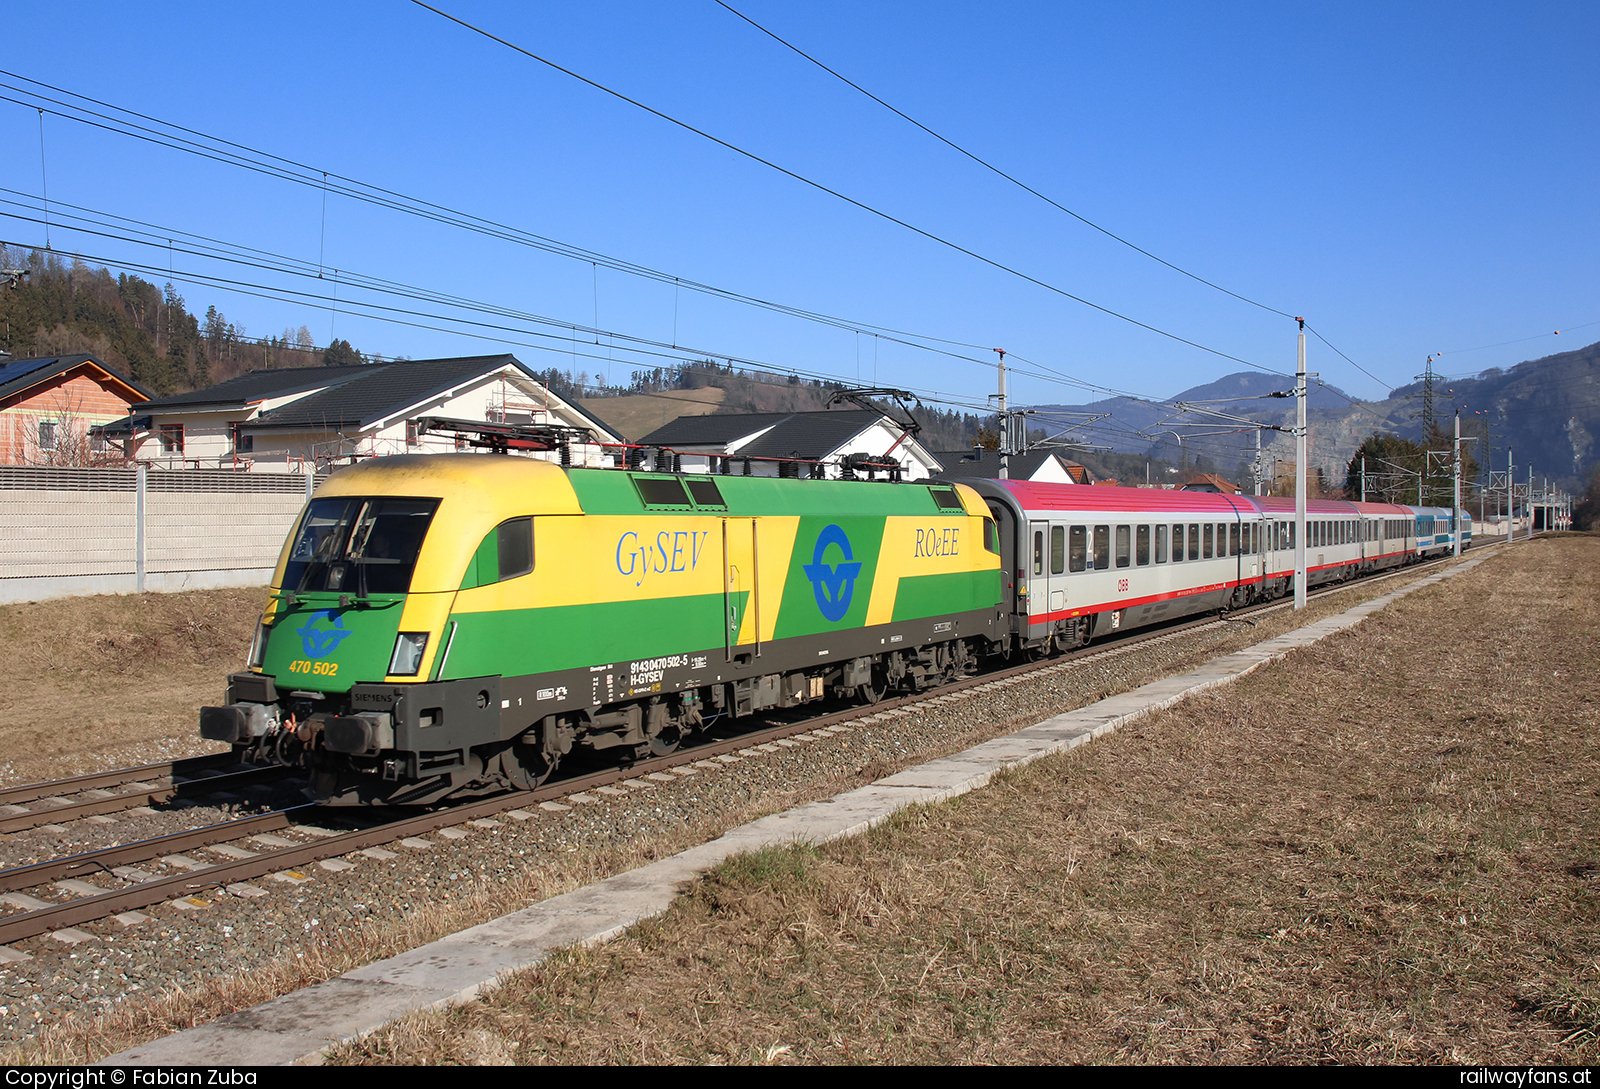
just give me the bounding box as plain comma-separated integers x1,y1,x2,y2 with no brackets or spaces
0,549,1484,949
0,756,296,835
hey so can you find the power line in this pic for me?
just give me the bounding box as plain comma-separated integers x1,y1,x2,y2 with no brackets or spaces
1442,319,1600,358
409,1,1291,378
2,229,1024,416
0,72,1001,364
712,0,1297,322
1,191,1161,412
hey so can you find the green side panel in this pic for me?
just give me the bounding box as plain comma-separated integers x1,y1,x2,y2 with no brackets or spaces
260,593,407,694
460,530,497,589
442,591,747,679
564,469,649,515
890,570,1003,623
772,516,885,639
565,470,956,518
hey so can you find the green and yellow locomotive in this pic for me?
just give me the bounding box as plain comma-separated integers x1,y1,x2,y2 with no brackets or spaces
202,454,1003,804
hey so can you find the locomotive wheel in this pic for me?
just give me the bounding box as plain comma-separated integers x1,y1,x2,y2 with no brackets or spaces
857,674,888,705
640,725,682,759
504,741,558,791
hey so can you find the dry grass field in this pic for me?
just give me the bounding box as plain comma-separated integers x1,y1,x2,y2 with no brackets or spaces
577,387,724,443
330,536,1600,1065
0,588,261,785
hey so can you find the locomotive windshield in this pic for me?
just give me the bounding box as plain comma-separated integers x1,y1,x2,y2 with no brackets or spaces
282,496,441,595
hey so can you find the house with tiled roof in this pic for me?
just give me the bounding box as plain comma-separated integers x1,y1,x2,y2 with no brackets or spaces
636,408,943,481
1181,473,1241,494
931,448,1092,484
94,354,623,471
0,353,151,465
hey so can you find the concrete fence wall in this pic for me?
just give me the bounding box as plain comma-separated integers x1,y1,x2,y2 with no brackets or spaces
0,467,320,604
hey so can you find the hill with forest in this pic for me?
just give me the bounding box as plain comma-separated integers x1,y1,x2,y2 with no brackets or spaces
1028,340,1600,493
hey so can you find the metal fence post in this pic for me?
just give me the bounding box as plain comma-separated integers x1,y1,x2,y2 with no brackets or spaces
135,464,146,593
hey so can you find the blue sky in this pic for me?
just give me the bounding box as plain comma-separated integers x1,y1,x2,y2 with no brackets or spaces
2,1,1595,412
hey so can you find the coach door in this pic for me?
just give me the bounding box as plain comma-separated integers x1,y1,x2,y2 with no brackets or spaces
722,517,760,661
1027,520,1059,631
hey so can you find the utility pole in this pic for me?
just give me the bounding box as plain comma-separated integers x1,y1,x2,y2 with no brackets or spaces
1361,456,1367,502
1507,448,1514,542
1254,427,1264,496
993,347,1008,481
1453,409,1462,557
1295,320,1307,611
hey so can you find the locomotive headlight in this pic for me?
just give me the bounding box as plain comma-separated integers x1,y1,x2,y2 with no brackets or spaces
388,632,429,676
248,620,270,670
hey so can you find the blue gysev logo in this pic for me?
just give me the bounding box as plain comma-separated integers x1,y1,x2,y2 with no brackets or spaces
803,524,863,623
297,610,353,659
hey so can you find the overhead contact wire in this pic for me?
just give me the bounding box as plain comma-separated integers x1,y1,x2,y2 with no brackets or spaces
713,0,1296,322
409,1,1290,378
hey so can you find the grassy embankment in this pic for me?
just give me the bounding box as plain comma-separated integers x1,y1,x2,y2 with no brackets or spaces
328,536,1600,1065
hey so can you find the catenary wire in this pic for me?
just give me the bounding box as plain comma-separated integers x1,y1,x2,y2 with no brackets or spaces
409,1,1293,379
712,0,1297,322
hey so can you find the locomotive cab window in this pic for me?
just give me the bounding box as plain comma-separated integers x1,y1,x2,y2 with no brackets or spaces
982,517,999,554
283,496,441,595
929,487,965,511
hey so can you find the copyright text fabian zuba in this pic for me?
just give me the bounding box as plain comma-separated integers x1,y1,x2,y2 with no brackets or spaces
7,1072,257,1087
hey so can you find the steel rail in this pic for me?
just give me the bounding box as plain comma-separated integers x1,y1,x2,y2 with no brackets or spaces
0,765,296,834
0,753,240,807
0,548,1484,946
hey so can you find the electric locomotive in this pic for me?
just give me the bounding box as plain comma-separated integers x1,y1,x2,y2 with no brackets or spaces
201,454,1003,804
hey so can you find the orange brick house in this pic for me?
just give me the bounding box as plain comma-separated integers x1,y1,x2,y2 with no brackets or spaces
0,353,152,465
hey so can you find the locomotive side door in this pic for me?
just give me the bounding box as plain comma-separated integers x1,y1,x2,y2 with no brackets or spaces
722,517,760,660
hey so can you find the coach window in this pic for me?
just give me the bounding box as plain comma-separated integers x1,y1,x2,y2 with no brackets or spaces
1050,526,1065,575
1188,524,1200,561
1116,525,1131,568
1136,524,1150,565
1229,524,1240,556
1033,531,1044,576
1069,525,1086,572
1171,524,1183,562
1093,525,1110,571
1155,524,1168,563
1203,524,1214,560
